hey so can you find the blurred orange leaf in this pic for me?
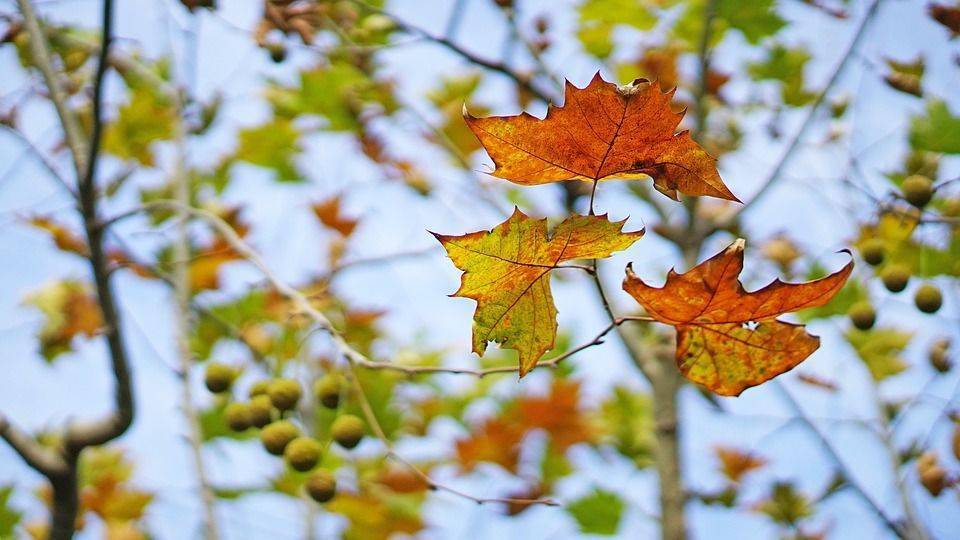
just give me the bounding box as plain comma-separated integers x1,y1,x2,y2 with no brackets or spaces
312,196,358,237
464,72,737,201
25,280,103,362
715,446,767,483
514,379,596,451
455,418,525,473
435,208,642,375
623,239,852,396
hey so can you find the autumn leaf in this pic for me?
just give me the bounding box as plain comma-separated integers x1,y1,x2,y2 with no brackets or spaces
312,196,358,237
434,208,642,375
715,446,767,484
25,280,104,362
455,418,525,473
464,73,737,202
623,239,852,396
513,379,596,450
929,3,960,37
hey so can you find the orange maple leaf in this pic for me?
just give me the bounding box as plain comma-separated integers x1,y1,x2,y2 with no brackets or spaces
312,196,358,237
623,239,852,396
464,72,738,202
434,208,643,376
455,417,525,473
715,446,767,484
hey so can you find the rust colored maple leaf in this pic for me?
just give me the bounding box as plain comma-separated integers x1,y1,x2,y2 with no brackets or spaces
623,239,852,396
715,446,767,484
434,208,643,376
929,3,960,36
312,195,358,237
464,72,738,202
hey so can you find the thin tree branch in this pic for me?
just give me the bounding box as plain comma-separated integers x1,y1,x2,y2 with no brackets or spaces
773,381,911,538
346,363,559,508
15,0,88,178
729,0,884,220
347,0,554,103
0,414,68,478
0,124,77,199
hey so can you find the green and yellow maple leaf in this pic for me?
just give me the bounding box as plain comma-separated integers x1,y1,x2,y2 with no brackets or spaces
435,209,643,376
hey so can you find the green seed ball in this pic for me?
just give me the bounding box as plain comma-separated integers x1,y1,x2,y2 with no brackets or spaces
248,395,274,428
248,380,271,399
305,470,337,503
260,420,300,456
914,284,943,314
225,402,252,432
902,175,934,208
880,264,910,293
331,414,365,449
314,374,342,409
284,437,322,472
267,43,286,63
204,363,236,394
848,302,876,331
860,238,885,266
268,378,302,412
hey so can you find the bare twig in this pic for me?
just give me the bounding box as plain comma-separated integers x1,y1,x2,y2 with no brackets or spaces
730,0,884,220
773,381,912,538
347,0,554,102
346,363,559,508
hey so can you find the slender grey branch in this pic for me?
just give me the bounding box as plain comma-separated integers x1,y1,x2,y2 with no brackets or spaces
731,0,884,220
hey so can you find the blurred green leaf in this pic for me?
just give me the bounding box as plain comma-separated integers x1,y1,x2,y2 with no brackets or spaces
0,485,23,539
567,488,625,535
675,0,785,47
846,328,911,382
748,44,815,106
577,0,658,58
235,118,303,182
599,386,654,468
910,100,960,154
756,482,812,526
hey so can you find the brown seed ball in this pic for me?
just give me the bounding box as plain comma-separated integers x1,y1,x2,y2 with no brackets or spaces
314,374,343,409
880,264,910,293
848,302,876,331
331,414,365,449
268,378,302,412
860,238,885,266
204,363,236,394
248,380,271,399
919,465,946,497
914,284,943,314
902,175,934,208
260,420,300,456
305,470,337,503
284,437,322,472
248,395,274,428
225,402,252,432
929,339,952,373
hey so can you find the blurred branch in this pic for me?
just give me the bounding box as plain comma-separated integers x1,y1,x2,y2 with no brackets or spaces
729,0,884,222
10,2,137,539
0,124,77,198
346,363,560,508
347,0,554,102
0,414,68,478
14,0,88,179
169,36,222,540
773,381,917,538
